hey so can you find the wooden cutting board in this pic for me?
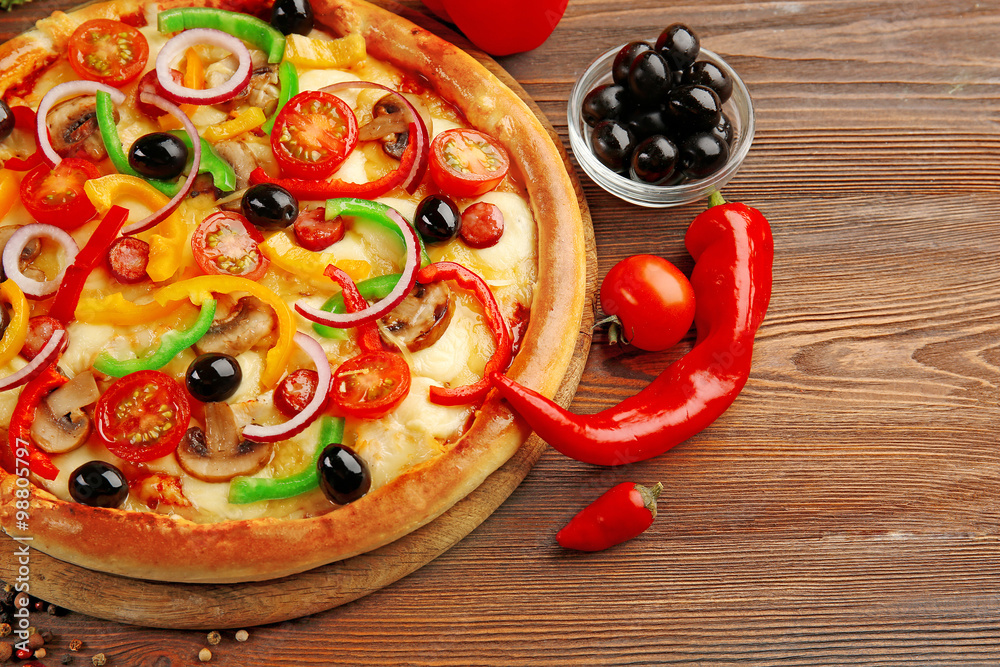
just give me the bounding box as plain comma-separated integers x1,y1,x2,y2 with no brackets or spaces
0,2,597,629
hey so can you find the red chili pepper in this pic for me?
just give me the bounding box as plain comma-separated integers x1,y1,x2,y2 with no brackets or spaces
416,261,512,406
48,205,129,323
322,264,384,354
8,364,66,480
248,122,418,200
493,192,773,465
3,106,43,171
557,482,662,551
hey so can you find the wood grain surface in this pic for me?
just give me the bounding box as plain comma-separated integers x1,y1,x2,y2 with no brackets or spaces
3,0,1000,665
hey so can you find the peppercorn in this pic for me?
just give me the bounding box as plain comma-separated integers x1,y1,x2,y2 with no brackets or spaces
26,632,44,650
32,600,45,612
0,623,10,637
69,639,84,651
92,652,107,666
235,629,249,642
206,630,221,645
62,655,75,665
198,647,212,662
0,642,12,661
13,593,29,610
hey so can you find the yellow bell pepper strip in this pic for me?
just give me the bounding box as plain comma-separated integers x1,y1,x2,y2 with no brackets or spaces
262,60,299,135
283,33,366,69
84,174,189,282
203,106,267,143
183,47,204,89
93,299,217,377
229,415,344,504
158,8,286,63
261,230,371,287
0,170,19,220
0,280,29,368
75,293,182,326
152,276,295,389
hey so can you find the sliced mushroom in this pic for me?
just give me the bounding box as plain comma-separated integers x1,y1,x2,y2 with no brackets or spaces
194,296,278,357
379,281,454,352
187,172,219,200
206,51,280,117
30,371,100,455
175,402,272,482
46,95,116,161
0,225,41,281
366,94,411,160
0,302,9,340
214,138,279,190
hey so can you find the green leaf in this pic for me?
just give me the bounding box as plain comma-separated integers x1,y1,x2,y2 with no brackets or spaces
1,0,37,11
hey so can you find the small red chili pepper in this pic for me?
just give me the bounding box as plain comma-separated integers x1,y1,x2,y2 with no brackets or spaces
3,106,43,171
493,192,773,465
322,264,384,354
557,482,663,551
48,205,130,323
415,261,512,406
8,364,66,480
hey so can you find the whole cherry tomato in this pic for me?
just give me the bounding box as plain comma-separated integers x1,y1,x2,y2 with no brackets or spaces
438,0,568,56
599,254,695,352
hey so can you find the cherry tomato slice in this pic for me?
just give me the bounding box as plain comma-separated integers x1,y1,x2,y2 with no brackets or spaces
19,158,101,229
599,255,696,352
429,128,510,198
271,91,358,180
459,201,505,248
293,207,345,251
96,370,192,463
21,316,66,361
330,351,411,419
274,368,322,418
191,211,270,281
68,19,149,87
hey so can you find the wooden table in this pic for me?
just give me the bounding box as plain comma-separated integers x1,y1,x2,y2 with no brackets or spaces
3,0,1000,664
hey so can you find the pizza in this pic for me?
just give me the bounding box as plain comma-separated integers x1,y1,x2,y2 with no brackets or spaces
0,0,587,583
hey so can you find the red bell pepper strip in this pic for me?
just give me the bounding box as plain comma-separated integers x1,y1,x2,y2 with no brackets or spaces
8,364,65,480
248,122,419,200
322,265,383,354
493,192,774,466
556,482,662,551
48,206,130,323
3,107,43,171
416,261,512,406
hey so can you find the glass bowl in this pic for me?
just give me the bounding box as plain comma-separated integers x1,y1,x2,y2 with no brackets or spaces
567,44,755,208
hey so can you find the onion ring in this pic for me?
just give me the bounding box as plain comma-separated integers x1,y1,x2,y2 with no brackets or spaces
294,207,420,328
242,332,331,443
0,329,66,393
122,92,202,235
35,81,125,167
319,81,430,193
1,225,79,299
155,28,252,105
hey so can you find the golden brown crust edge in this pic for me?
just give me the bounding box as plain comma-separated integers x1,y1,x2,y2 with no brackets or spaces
0,0,587,583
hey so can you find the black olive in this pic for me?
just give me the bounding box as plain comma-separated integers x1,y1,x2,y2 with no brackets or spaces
684,60,733,103
667,84,722,131
612,41,654,87
414,195,461,244
128,132,188,180
590,119,635,172
623,105,674,143
69,461,129,508
241,183,299,230
678,131,730,179
628,50,673,105
711,112,735,147
271,0,314,35
630,135,679,184
655,24,701,71
582,83,630,127
0,100,13,142
318,444,371,504
186,353,243,402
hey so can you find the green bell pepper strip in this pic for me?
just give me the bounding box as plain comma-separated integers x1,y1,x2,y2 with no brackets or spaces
157,7,286,63
229,415,345,504
262,60,299,135
325,197,431,267
95,91,237,195
93,299,217,377
312,273,401,339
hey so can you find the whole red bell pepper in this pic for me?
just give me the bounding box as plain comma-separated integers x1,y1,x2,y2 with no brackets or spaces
493,193,774,465
8,364,66,480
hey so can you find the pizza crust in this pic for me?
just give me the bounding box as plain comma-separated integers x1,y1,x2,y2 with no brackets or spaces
0,0,587,583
